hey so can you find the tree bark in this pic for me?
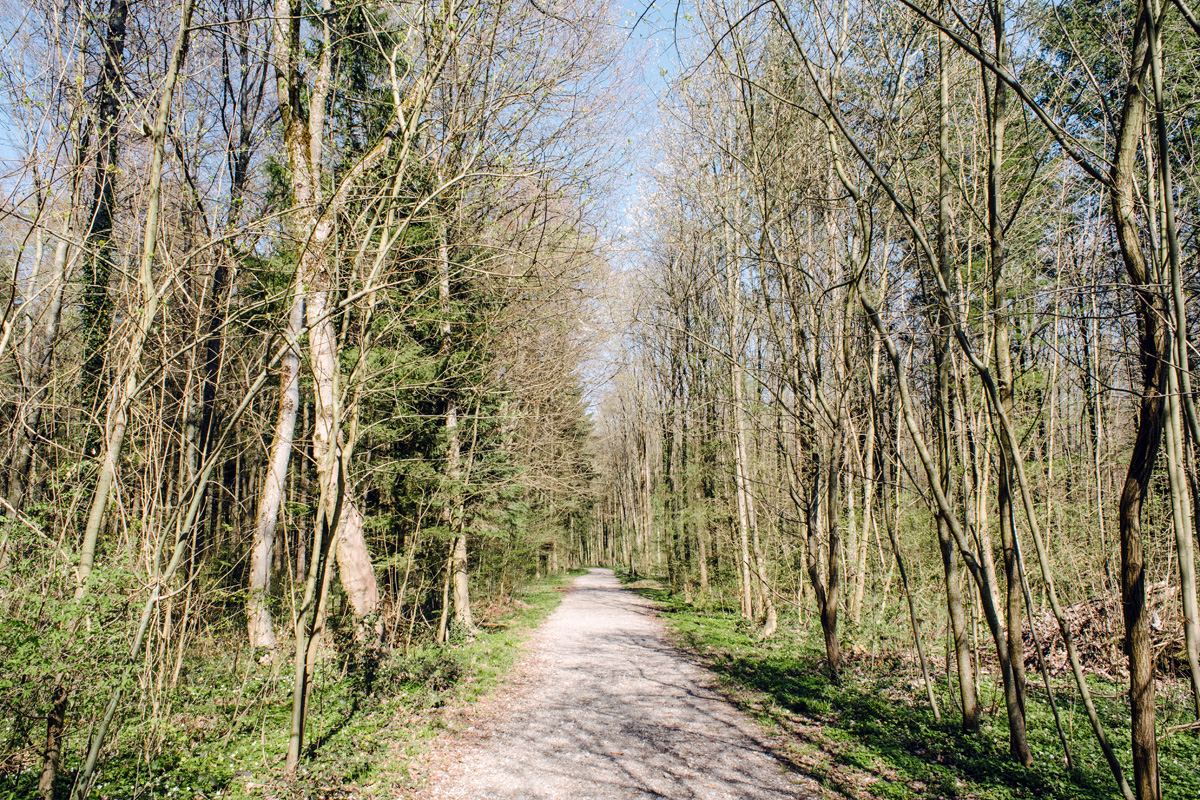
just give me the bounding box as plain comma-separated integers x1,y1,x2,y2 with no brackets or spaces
1147,0,1200,718
438,227,474,630
272,0,379,644
79,0,129,407
1111,7,1162,796
37,680,68,800
247,288,304,650
936,18,980,733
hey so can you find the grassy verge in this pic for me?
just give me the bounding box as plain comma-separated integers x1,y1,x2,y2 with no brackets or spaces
10,569,584,800
621,577,1200,800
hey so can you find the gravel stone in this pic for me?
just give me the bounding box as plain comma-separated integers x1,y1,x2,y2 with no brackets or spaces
417,568,807,799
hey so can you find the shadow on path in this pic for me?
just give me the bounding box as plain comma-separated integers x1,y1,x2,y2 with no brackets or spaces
418,568,814,800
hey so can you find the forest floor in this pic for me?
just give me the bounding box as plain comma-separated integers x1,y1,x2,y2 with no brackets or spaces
629,581,1200,800
410,567,807,799
12,572,581,800
53,568,1200,800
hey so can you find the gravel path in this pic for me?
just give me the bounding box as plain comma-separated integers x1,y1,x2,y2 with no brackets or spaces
417,568,807,799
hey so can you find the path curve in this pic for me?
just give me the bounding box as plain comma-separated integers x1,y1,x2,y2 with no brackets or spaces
417,568,807,799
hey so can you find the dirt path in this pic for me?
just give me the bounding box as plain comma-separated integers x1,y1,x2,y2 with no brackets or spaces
416,568,807,799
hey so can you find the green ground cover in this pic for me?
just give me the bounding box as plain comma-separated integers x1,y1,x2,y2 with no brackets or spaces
4,569,584,800
626,579,1200,800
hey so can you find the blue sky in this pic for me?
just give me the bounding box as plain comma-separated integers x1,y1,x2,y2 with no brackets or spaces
611,1,680,246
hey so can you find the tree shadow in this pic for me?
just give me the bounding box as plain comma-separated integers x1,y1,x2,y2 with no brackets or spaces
630,586,1118,800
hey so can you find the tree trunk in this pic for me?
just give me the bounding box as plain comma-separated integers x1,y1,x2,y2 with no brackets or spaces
272,0,379,642
1147,0,1200,718
451,533,473,629
307,280,379,624
936,19,980,732
984,0,1029,737
79,0,129,408
247,289,304,650
1111,7,1162,795
63,0,199,791
438,227,474,630
821,430,843,681
37,680,68,800
75,0,193,599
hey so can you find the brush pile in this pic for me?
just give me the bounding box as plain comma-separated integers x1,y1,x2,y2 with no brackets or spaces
1022,581,1183,680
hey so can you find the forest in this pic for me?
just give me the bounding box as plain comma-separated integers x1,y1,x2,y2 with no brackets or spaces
1,0,1199,798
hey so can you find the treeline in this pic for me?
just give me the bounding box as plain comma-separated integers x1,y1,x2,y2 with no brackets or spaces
594,1,1199,799
0,0,617,795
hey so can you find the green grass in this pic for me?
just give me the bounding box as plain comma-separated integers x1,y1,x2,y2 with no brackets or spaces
4,571,580,800
625,580,1200,800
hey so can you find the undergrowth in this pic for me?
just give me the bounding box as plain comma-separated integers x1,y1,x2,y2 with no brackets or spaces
3,569,585,800
623,576,1200,800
